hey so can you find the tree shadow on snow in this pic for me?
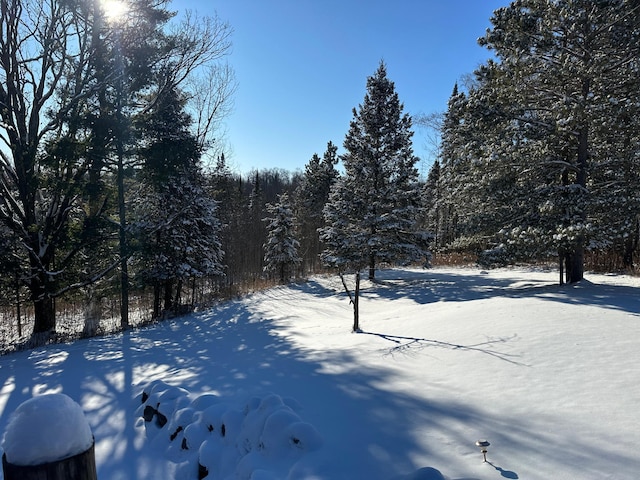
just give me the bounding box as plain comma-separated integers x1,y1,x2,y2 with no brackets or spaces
360,331,527,366
302,267,640,317
0,271,637,479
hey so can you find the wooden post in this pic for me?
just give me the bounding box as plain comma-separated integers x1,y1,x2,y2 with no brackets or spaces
2,441,97,480
2,394,97,480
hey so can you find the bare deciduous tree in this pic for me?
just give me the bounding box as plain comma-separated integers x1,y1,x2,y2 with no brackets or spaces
0,0,98,336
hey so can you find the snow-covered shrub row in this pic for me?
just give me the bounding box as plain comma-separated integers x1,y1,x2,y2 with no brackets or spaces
135,380,323,479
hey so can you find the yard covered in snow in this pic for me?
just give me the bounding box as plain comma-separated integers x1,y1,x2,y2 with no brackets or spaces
1,266,639,479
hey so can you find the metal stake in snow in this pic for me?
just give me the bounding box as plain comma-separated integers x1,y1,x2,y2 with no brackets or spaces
475,439,490,463
1,393,97,480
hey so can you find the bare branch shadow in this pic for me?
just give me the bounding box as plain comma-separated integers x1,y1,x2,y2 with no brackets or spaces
360,331,529,366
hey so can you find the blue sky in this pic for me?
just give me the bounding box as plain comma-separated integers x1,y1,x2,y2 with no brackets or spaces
173,1,506,175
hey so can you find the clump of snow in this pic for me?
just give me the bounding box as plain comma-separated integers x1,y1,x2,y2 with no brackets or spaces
135,380,323,479
2,393,93,466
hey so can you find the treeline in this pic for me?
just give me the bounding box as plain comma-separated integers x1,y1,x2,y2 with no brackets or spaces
206,160,335,288
0,141,331,330
0,150,331,346
421,0,640,283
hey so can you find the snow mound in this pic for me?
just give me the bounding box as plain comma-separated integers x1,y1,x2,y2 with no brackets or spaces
135,380,323,479
390,467,449,479
2,393,93,466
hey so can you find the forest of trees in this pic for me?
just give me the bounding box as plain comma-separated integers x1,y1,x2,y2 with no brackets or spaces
426,0,640,284
1,0,639,348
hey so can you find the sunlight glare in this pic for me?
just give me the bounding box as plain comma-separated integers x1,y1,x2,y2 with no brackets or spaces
101,0,129,22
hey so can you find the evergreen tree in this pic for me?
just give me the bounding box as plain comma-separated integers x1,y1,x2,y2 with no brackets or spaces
438,78,522,259
0,226,25,333
448,0,640,282
209,154,244,287
421,159,441,249
246,172,268,278
322,61,428,281
294,141,339,273
133,172,224,317
320,62,429,331
136,86,201,182
263,193,301,283
133,85,224,317
436,84,469,250
320,177,367,332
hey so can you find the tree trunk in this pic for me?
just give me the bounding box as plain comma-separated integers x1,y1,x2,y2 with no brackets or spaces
338,271,361,332
82,287,101,338
353,271,360,332
622,240,635,269
565,82,589,285
622,223,638,269
559,251,564,285
565,247,584,284
164,280,174,312
117,151,129,329
368,253,375,281
15,273,22,337
32,296,56,335
115,30,129,330
174,279,183,309
29,258,56,335
153,283,161,319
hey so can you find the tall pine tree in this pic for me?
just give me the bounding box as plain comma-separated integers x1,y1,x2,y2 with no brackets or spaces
321,62,428,331
464,0,640,282
133,85,224,317
294,141,339,273
322,61,427,281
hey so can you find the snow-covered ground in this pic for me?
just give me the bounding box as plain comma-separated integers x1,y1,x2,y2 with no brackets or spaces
1,266,639,479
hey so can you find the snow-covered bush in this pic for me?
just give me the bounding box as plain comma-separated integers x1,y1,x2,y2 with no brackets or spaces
135,381,322,479
477,244,510,268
